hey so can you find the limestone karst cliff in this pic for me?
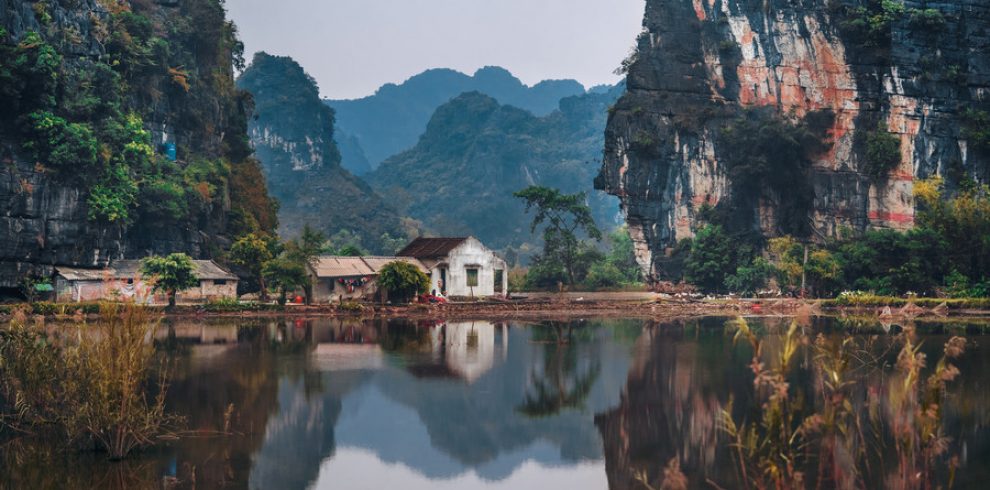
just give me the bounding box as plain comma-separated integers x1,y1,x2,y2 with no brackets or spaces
0,0,276,289
237,53,405,251
597,0,990,279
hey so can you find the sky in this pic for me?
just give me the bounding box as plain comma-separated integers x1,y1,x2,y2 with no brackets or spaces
225,0,645,100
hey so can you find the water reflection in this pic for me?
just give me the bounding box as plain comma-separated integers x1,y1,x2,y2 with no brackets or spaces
0,317,988,489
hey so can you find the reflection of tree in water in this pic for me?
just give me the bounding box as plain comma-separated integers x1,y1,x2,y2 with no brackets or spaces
519,322,601,417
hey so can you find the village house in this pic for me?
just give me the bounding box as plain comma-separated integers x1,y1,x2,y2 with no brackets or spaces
307,256,428,303
398,237,508,298
54,259,238,304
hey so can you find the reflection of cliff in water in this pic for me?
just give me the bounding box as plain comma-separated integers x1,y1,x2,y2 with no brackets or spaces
314,319,634,481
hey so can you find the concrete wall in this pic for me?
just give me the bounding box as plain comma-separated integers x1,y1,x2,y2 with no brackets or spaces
311,276,378,304
428,237,507,298
55,277,237,304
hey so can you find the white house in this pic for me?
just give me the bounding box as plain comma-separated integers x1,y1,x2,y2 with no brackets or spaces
397,237,507,298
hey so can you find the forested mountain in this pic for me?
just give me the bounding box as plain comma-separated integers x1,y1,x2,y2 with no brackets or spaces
237,53,405,251
327,66,586,172
0,0,276,288
368,85,624,260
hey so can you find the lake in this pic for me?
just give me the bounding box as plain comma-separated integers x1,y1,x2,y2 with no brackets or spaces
1,316,989,489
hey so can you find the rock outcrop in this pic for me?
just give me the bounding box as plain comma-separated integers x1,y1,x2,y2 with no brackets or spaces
238,53,405,251
598,0,990,279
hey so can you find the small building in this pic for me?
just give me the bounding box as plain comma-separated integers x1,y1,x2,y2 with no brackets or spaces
54,259,238,304
398,237,507,298
308,256,428,303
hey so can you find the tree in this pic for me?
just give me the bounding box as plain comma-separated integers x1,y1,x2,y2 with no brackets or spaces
262,256,308,305
229,233,277,300
377,261,429,304
141,253,198,307
284,224,325,304
684,224,734,293
515,186,602,285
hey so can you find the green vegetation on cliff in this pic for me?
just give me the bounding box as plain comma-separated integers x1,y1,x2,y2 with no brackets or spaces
0,0,277,253
674,178,990,298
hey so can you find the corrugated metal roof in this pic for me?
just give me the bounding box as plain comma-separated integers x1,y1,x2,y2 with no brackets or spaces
55,267,110,281
113,260,238,281
311,257,375,278
311,256,429,278
397,237,469,258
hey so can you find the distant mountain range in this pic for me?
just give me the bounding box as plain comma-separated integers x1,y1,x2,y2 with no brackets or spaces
367,85,624,257
237,53,405,249
326,67,588,173
240,55,624,255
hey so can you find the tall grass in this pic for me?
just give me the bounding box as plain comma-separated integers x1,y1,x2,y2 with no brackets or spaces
720,318,967,489
0,302,180,460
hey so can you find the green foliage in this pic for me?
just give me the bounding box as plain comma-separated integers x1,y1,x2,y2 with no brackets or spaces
23,111,100,174
377,261,430,304
684,224,734,293
863,125,901,181
719,108,833,236
0,2,279,243
907,8,946,32
230,233,278,298
262,256,308,306
838,0,905,47
140,253,198,306
516,186,603,286
961,109,990,152
87,163,138,223
725,257,774,296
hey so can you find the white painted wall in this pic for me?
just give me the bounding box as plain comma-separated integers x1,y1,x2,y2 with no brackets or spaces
428,237,507,298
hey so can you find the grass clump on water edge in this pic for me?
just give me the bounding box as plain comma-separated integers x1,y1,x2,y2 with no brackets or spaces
0,302,181,460
720,317,966,489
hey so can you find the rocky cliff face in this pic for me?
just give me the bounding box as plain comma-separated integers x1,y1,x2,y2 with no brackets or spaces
598,0,990,279
238,53,405,251
0,0,276,289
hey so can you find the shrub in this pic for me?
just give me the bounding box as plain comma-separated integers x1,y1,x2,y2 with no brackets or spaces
863,125,901,181
377,261,429,304
725,257,774,296
23,111,100,174
685,224,734,293
908,8,946,32
719,108,833,236
0,303,179,460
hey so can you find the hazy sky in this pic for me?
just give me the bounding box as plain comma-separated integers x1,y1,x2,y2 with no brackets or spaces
226,0,645,100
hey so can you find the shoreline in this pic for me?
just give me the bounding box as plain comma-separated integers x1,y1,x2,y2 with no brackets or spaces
5,295,990,323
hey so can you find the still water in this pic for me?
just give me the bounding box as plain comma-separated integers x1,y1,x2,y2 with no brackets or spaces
2,316,990,489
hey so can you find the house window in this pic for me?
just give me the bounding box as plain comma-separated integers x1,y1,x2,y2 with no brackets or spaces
466,268,479,288
127,278,134,285
494,270,504,293
214,280,227,285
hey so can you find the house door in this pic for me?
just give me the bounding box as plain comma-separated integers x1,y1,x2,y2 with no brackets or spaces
440,268,447,295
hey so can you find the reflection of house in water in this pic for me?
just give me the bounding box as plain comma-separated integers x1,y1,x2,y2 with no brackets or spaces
429,321,506,383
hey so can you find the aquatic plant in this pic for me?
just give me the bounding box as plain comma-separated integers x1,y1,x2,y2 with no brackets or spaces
720,317,968,489
0,302,180,460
